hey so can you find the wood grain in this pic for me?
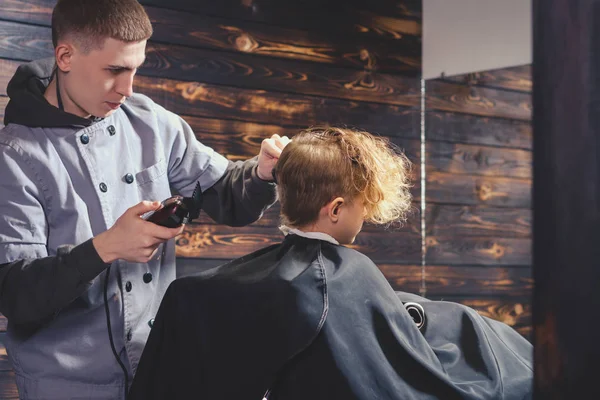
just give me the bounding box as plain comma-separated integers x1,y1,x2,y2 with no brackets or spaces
426,141,531,179
0,0,421,74
380,264,532,297
0,60,18,96
0,21,53,61
147,7,420,75
176,224,422,264
426,171,531,208
0,334,17,398
426,80,532,121
134,76,420,138
0,58,420,138
426,110,532,150
443,65,532,93
139,0,422,38
141,42,421,106
426,236,532,266
0,97,8,125
0,22,421,106
182,115,420,162
426,204,531,238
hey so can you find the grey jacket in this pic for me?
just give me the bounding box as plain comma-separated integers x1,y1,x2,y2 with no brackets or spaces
0,58,277,399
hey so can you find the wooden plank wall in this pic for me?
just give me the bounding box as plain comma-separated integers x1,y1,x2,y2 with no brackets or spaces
425,65,533,339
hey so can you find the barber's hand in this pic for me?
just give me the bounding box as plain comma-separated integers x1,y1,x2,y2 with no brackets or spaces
93,201,185,263
257,134,291,181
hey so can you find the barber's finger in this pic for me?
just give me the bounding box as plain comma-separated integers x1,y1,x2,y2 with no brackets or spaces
147,222,186,241
130,200,162,217
261,138,283,158
273,135,291,150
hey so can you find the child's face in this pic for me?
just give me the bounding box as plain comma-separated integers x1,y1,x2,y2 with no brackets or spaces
336,197,367,245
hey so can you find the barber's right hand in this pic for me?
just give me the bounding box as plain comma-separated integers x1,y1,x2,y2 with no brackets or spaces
92,201,185,263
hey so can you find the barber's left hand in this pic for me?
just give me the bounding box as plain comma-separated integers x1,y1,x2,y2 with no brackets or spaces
257,134,291,181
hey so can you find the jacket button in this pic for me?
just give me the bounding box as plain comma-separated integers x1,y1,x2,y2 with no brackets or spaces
143,272,153,283
107,125,116,136
80,134,89,144
99,183,108,192
148,318,155,328
126,330,132,341
125,281,132,292
124,173,134,184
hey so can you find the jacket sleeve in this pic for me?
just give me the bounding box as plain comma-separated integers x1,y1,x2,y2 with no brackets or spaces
201,157,277,227
0,240,109,328
152,102,277,227
0,142,110,327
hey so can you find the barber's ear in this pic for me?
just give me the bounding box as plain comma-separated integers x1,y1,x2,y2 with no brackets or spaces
55,43,74,73
328,197,345,222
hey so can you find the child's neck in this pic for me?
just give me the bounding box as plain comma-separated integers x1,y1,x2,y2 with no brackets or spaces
283,225,339,245
292,220,339,242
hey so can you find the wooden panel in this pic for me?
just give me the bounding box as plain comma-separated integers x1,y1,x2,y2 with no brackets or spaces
0,334,17,399
0,59,420,139
444,65,532,93
381,264,532,297
0,22,421,106
196,201,423,235
426,80,532,121
0,97,8,126
0,21,52,61
184,115,421,161
0,0,54,26
0,0,421,37
139,0,422,38
426,141,531,179
134,76,420,138
0,334,9,371
0,60,18,96
426,236,532,266
426,110,532,150
176,224,422,263
0,0,420,75
0,373,17,399
147,7,420,75
426,171,531,208
426,204,531,238
141,42,420,106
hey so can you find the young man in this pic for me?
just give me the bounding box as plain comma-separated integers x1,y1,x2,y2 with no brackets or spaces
129,127,533,400
0,0,288,398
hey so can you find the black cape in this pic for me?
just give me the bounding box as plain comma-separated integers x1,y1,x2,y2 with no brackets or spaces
129,234,532,399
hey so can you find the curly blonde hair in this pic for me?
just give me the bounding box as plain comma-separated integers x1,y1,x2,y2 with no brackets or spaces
274,127,413,227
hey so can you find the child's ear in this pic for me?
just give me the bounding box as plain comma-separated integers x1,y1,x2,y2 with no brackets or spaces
327,197,345,222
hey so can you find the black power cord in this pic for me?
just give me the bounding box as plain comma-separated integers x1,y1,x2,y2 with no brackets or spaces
103,265,130,399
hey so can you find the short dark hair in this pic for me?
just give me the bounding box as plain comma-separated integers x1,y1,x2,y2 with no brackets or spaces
52,0,153,52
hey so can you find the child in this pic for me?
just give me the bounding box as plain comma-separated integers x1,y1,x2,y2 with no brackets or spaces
129,127,532,400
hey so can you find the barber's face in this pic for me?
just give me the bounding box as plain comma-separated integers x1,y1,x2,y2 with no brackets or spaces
61,37,146,118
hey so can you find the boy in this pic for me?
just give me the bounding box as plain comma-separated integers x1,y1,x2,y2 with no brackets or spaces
129,127,533,399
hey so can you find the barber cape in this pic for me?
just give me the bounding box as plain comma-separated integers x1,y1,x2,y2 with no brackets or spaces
128,233,533,400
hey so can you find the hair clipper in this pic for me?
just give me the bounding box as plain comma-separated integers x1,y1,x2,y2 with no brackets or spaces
144,182,203,227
